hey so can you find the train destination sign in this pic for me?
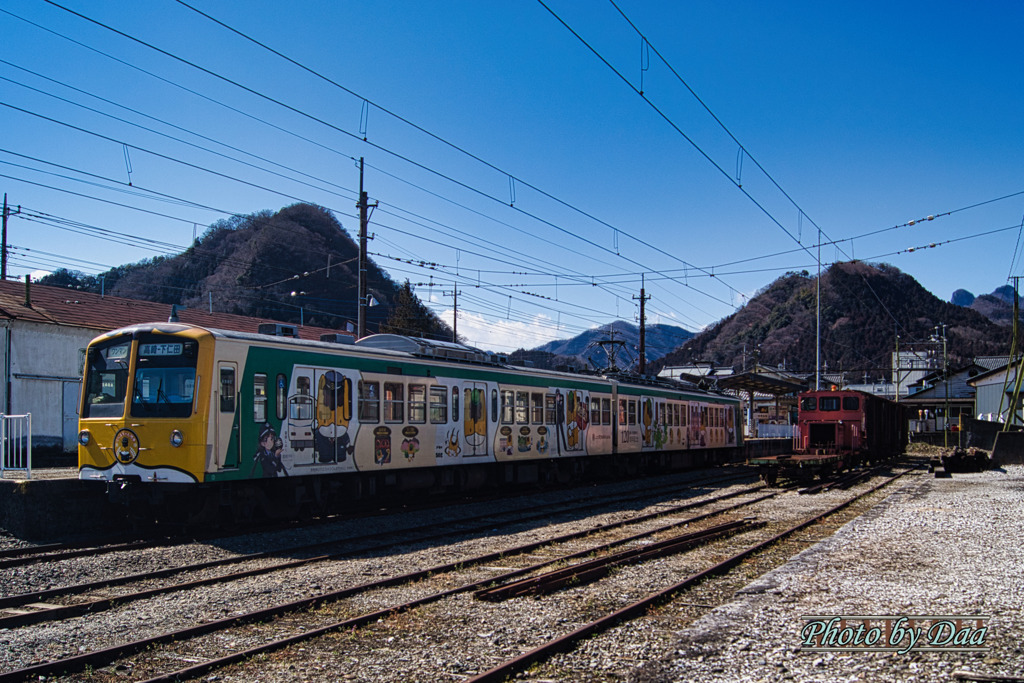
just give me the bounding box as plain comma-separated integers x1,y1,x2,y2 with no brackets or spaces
139,343,183,356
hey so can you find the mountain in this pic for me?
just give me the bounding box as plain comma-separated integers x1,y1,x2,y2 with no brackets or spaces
40,204,453,340
953,285,1019,326
652,261,1010,376
518,320,693,372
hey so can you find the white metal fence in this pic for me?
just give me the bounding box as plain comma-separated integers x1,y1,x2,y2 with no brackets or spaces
0,414,32,479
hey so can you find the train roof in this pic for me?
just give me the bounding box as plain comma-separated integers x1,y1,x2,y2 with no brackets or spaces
93,323,732,400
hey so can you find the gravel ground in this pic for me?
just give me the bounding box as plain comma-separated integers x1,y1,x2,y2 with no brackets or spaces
626,465,1024,682
6,464,1018,683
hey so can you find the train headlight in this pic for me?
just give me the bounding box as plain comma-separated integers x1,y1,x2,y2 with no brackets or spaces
170,430,184,448
78,430,90,446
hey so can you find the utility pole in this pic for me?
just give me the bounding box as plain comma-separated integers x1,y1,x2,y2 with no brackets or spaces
2,194,22,281
443,285,459,343
356,158,377,339
633,274,650,375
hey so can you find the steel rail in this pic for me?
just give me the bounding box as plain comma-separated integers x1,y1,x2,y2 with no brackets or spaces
473,518,764,601
0,486,775,682
0,475,760,629
465,465,918,682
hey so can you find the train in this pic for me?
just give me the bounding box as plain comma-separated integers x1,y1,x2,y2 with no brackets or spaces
748,388,909,484
77,322,743,522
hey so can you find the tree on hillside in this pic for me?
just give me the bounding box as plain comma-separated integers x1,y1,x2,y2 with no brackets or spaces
379,280,453,341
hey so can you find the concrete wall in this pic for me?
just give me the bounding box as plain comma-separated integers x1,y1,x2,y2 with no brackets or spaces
0,321,97,452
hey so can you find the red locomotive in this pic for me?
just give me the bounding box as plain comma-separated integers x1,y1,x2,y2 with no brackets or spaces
750,389,908,484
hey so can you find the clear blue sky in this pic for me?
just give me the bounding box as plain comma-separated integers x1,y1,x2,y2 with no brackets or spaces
3,0,1023,354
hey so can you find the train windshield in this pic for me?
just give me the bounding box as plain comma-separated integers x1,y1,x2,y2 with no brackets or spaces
82,338,132,418
130,335,199,419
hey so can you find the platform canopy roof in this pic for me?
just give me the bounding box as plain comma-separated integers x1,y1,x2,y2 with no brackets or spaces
716,370,807,397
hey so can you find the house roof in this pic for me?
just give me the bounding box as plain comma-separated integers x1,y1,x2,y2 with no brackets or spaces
0,279,350,342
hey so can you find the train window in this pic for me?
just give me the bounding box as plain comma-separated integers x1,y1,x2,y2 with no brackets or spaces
491,389,499,423
82,340,131,418
601,398,611,425
409,384,427,424
358,381,379,422
842,396,860,411
545,395,556,424
590,397,601,426
384,382,404,423
429,386,448,424
532,393,544,424
276,375,286,421
253,374,267,423
800,397,817,411
451,386,459,422
500,390,515,424
819,397,840,411
515,391,529,424
619,399,627,426
627,400,637,425
220,367,235,413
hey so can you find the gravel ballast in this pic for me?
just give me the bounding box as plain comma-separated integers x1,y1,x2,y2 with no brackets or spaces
630,465,1024,682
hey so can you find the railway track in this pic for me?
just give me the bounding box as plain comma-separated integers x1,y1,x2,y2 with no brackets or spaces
0,469,754,574
0,472,773,682
0,463,923,682
0,471,758,629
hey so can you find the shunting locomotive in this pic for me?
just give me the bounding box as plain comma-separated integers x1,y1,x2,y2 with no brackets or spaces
749,388,908,484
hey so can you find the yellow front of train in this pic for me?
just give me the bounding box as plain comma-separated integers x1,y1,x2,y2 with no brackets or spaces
78,323,213,486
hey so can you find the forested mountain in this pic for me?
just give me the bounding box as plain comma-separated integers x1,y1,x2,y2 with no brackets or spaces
652,261,1010,376
40,204,453,340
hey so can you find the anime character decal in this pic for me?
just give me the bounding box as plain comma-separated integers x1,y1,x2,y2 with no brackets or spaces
314,371,354,464
555,389,587,454
251,423,288,478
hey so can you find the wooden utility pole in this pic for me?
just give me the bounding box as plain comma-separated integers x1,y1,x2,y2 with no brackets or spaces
633,274,650,375
356,159,377,339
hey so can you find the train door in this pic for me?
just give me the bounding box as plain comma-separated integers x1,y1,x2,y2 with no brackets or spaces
314,369,353,465
216,361,239,468
463,382,487,456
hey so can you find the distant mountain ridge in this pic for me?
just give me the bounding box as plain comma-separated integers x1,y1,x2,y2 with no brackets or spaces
652,262,1009,376
952,285,1019,326
516,320,692,372
40,203,453,340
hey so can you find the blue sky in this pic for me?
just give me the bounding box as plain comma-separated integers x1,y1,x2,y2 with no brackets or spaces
2,1,1023,354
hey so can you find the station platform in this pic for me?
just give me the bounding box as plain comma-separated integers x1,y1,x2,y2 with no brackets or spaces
0,469,123,540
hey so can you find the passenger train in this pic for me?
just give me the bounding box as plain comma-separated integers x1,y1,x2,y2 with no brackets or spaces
78,322,743,521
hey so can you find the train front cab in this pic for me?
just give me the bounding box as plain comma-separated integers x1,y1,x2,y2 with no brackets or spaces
797,390,866,457
78,324,212,505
